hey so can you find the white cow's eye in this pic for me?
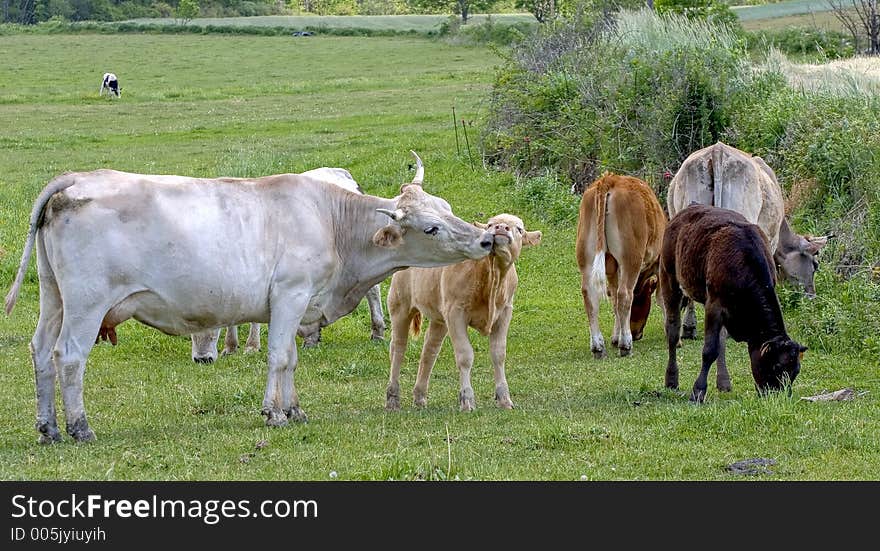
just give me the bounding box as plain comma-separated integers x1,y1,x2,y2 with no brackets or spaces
424,226,439,236
517,227,524,234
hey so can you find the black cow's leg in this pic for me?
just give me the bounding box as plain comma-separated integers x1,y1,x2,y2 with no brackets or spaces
661,275,684,389
682,299,698,339
692,302,722,403
716,327,732,392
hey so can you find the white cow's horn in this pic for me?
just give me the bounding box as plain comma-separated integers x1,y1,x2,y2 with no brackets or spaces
377,208,404,221
410,150,424,186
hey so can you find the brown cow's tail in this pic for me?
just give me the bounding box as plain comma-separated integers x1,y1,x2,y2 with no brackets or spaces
5,174,78,315
410,311,422,338
712,142,724,210
589,177,609,299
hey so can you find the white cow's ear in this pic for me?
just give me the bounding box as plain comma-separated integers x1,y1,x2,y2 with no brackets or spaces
523,230,542,247
373,225,404,248
473,221,488,229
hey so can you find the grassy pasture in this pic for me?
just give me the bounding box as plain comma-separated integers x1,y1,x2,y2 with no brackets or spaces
0,34,877,481
125,13,537,31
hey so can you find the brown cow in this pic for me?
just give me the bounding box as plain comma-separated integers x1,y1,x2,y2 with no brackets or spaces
385,214,542,412
660,203,806,402
575,172,666,358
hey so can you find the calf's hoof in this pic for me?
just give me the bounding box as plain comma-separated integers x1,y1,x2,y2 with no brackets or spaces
412,395,428,409
689,388,707,403
244,345,260,354
221,347,237,356
459,389,476,412
36,423,62,445
619,345,632,357
371,328,385,342
681,326,697,340
385,396,400,411
285,407,308,423
592,347,606,360
495,397,514,410
717,381,732,393
262,408,289,427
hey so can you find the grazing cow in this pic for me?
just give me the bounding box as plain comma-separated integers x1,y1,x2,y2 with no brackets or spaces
659,203,806,402
4,151,495,443
189,167,385,363
575,172,666,358
667,142,830,339
385,214,541,411
100,73,120,97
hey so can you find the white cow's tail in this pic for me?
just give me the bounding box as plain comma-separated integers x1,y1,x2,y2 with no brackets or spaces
712,142,724,210
5,174,78,315
589,184,610,300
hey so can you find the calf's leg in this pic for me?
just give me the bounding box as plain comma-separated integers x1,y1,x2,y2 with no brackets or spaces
412,319,447,408
489,306,515,409
716,327,732,392
661,275,684,390
682,300,698,339
386,307,415,411
245,323,261,353
581,264,606,359
447,313,476,412
692,301,723,403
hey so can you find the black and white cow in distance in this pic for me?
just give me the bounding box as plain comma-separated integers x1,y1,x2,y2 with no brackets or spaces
190,167,386,363
4,151,495,443
100,73,120,97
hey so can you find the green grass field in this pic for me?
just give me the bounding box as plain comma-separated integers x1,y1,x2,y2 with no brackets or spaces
0,33,877,481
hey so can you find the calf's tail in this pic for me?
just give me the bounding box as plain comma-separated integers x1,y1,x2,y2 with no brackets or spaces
410,311,422,338
5,174,78,315
589,181,609,299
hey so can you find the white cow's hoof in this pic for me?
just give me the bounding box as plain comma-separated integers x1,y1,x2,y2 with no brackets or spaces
262,409,288,427
286,407,308,423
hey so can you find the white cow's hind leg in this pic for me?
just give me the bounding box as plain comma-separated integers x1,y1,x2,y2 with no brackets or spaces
31,281,63,444
245,323,261,353
53,309,103,443
366,284,385,341
263,293,309,427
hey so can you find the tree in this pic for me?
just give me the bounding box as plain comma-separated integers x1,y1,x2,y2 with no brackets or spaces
408,0,497,24
828,0,880,54
175,0,198,24
515,0,556,23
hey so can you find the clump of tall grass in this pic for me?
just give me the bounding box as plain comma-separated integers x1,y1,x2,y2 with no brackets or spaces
612,8,743,55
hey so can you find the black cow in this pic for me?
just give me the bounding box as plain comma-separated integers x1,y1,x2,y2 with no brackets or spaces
659,203,806,402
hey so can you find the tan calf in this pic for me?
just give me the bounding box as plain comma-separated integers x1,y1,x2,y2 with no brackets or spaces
576,172,666,358
385,214,542,411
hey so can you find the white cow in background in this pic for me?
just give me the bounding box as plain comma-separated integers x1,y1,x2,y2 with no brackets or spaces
190,167,386,363
4,151,495,443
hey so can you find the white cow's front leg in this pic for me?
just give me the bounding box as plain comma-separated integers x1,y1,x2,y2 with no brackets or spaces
191,328,220,363
222,325,240,355
366,284,385,341
263,293,309,427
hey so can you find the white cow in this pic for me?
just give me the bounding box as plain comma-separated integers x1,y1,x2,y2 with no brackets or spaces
4,151,494,443
189,167,386,363
100,73,120,97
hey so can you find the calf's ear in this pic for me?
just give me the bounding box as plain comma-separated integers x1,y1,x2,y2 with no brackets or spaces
523,230,543,247
373,225,404,248
805,236,829,255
